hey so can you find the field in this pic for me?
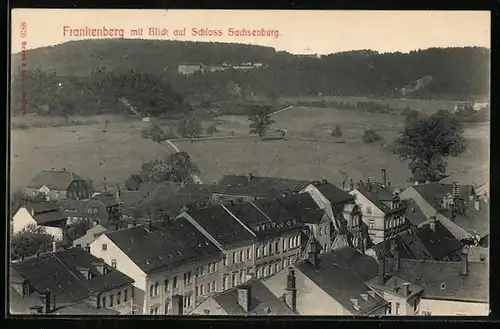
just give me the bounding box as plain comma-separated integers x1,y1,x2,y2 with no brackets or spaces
10,106,489,193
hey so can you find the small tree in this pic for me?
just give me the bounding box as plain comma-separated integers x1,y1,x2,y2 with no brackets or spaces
164,151,201,183
248,105,275,137
362,129,381,143
11,224,55,259
66,218,93,242
404,109,421,127
331,124,342,137
177,112,202,139
206,124,218,136
394,110,467,182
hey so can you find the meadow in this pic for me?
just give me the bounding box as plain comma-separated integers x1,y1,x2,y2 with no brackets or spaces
10,106,489,193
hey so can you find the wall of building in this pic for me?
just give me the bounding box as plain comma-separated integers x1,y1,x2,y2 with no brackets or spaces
350,190,386,244
371,289,420,315
190,297,228,315
220,244,255,291
255,231,301,279
67,180,90,200
419,298,489,316
89,235,147,314
12,208,64,241
99,285,135,314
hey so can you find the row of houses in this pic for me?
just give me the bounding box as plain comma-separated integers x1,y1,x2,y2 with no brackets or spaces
10,169,489,316
177,62,265,76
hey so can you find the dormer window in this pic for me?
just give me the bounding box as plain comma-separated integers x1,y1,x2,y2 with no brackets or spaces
440,282,446,290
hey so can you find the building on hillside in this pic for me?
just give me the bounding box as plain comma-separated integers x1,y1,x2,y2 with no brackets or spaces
89,219,222,315
177,63,206,76
12,201,67,241
190,279,295,315
212,174,311,202
25,169,91,201
384,254,489,315
57,199,88,225
10,248,134,315
231,199,305,279
179,205,256,293
85,193,122,226
408,169,448,186
400,182,489,243
263,246,388,315
73,224,108,248
350,180,408,245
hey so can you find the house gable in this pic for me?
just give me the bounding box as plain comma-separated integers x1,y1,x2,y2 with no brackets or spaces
12,208,37,234
350,189,385,217
190,296,228,315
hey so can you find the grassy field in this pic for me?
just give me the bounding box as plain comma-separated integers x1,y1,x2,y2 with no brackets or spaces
10,106,489,193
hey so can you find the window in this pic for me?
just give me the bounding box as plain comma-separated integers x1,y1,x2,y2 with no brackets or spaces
256,267,261,279
195,286,199,297
200,284,204,296
111,259,117,268
282,259,286,269
93,208,99,214
150,305,159,315
386,303,391,315
154,282,159,295
102,296,107,308
395,302,400,315
275,263,279,273
222,275,228,290
275,241,279,253
101,244,107,251
239,270,244,283
247,248,252,260
208,282,212,293
263,266,268,277
164,279,169,292
117,291,121,305
124,289,128,302
232,272,237,287
233,251,237,264
88,208,93,214
269,242,274,255
369,219,375,229
32,191,36,196
289,237,293,248
173,276,178,289
366,206,372,214
222,254,228,266
184,272,192,286
283,239,287,251
183,294,192,308
212,280,216,291
263,244,268,256
256,246,261,258
198,265,205,277
150,284,155,297
319,227,323,235
268,264,273,275
165,300,170,314
109,295,114,307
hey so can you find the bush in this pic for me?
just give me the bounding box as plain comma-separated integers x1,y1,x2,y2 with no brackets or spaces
362,129,381,143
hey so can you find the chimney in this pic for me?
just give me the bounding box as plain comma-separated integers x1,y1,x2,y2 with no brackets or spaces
393,251,400,272
402,282,410,297
381,168,387,186
237,286,251,312
460,252,469,276
284,267,297,312
321,179,328,185
378,257,386,285
171,295,183,315
115,223,119,231
52,241,57,253
429,216,437,232
44,289,52,314
350,179,354,191
474,200,480,211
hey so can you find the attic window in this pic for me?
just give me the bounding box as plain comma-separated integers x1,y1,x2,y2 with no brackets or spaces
440,283,446,290
145,260,151,265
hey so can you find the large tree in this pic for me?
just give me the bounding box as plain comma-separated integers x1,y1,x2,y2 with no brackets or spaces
248,105,275,137
165,151,200,183
11,224,55,259
394,110,467,181
177,112,202,139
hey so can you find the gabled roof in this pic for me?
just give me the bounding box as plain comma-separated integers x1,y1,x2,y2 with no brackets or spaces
27,170,83,190
57,199,87,216
295,249,387,315
224,201,271,230
439,201,489,239
105,219,222,273
213,280,294,315
73,225,108,247
11,248,134,304
277,193,326,224
312,182,354,205
214,175,311,198
91,193,119,207
355,183,404,214
249,199,305,239
415,221,463,261
185,205,254,247
387,258,488,303
366,274,423,300
412,183,475,207
403,199,428,226
24,202,66,225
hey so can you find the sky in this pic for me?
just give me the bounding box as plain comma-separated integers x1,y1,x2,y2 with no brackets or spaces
11,9,490,55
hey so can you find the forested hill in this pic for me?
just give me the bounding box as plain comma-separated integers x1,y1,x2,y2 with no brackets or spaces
12,40,489,106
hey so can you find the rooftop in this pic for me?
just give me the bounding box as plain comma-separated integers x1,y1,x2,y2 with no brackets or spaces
387,258,489,303
366,274,424,300
24,202,66,225
214,174,311,198
11,248,134,304
277,193,326,224
213,280,295,315
403,199,428,226
105,219,222,273
295,248,387,315
355,182,404,214
414,221,463,261
91,193,120,207
312,181,354,205
412,183,475,207
27,169,84,190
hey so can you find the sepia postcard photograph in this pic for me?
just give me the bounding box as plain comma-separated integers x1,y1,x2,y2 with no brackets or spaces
8,9,490,317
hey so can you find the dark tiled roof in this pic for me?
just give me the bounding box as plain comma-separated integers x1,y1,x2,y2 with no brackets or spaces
356,183,404,214
403,199,428,226
57,199,87,217
277,193,325,224
120,191,148,216
412,183,475,207
185,205,254,247
326,247,380,281
24,202,66,225
26,201,60,213
27,170,83,190
387,259,488,302
214,175,311,198
415,222,463,261
213,279,294,315
366,275,423,300
11,248,134,304
313,182,354,205
439,201,489,239
224,201,271,229
369,232,423,261
135,191,212,219
105,219,222,273
249,199,305,239
91,193,119,207
296,249,387,315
